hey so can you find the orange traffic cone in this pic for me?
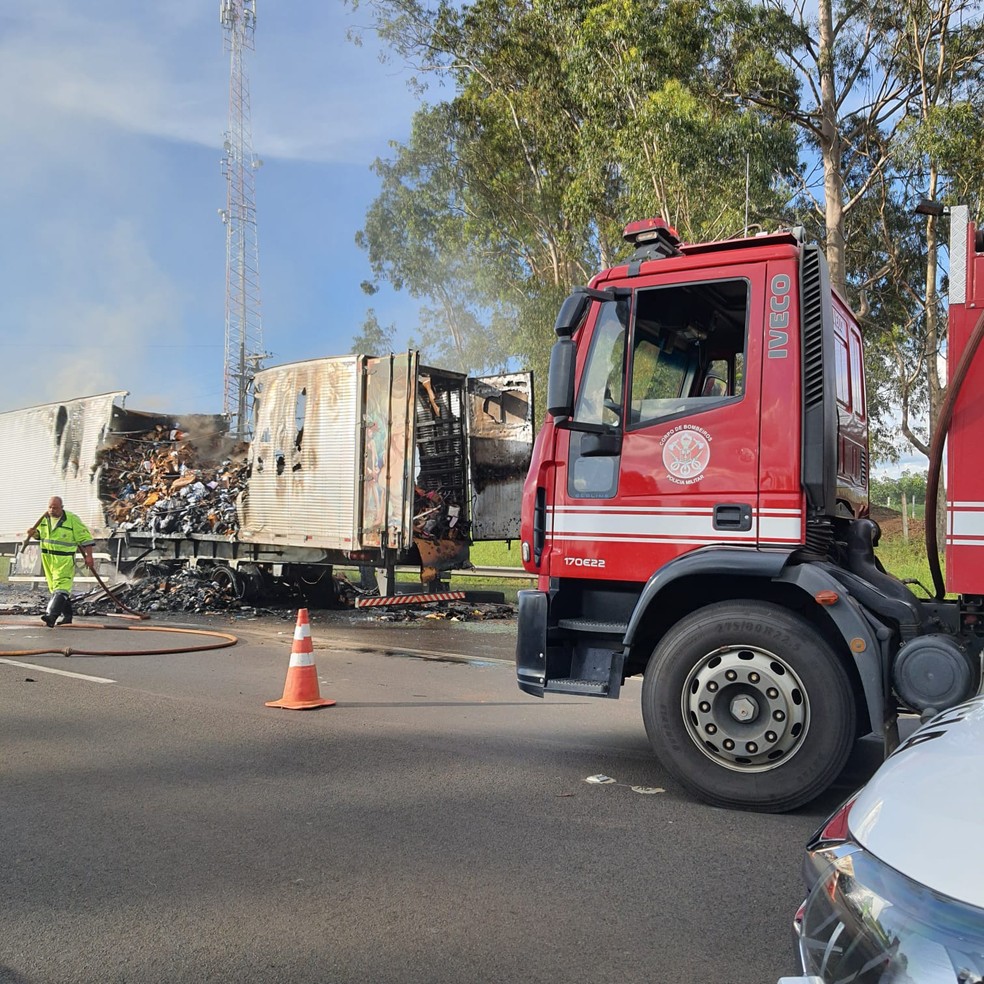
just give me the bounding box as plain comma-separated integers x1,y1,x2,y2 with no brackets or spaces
265,608,336,710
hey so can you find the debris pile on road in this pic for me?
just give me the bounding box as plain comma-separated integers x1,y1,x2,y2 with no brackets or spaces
372,601,516,622
68,572,515,621
0,564,515,622
79,566,261,616
97,426,249,536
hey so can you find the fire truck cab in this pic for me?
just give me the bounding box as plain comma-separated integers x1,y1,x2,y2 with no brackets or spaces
517,215,984,813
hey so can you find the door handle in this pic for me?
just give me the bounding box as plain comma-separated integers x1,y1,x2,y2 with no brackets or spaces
714,503,752,532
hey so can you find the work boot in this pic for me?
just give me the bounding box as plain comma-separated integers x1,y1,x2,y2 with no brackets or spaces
41,593,66,628
41,599,58,628
59,596,74,626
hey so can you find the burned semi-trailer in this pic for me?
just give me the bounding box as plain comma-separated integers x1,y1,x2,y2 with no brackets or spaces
0,353,533,605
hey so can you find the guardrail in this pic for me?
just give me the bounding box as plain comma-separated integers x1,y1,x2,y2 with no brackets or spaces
394,565,535,581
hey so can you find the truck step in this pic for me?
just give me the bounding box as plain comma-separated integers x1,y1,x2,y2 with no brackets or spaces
544,678,610,696
556,618,628,635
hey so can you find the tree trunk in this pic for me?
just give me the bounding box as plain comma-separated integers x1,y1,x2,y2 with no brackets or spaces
923,205,948,547
817,0,847,298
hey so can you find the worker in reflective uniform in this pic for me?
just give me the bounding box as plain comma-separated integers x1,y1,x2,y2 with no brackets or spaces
26,496,95,627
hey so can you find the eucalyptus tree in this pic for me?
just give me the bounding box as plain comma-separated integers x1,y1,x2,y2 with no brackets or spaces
350,308,397,356
721,0,984,474
350,0,796,379
821,0,984,477
874,1,984,467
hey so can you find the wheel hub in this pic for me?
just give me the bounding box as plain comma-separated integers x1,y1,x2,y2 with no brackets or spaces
682,645,810,772
729,695,758,722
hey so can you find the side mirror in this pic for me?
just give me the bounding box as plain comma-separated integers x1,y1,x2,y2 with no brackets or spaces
554,293,590,337
546,338,576,418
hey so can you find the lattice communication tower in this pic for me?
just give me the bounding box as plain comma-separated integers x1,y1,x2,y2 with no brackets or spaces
220,0,264,439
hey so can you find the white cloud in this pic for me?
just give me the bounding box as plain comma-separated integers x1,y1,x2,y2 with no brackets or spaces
0,0,424,419
871,453,930,479
0,0,419,167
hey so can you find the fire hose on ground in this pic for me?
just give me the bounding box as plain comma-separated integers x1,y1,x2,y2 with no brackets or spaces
1,549,239,657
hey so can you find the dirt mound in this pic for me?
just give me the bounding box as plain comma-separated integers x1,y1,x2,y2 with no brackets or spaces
870,505,925,542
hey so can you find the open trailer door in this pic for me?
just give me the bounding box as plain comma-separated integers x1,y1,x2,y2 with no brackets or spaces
361,351,417,552
466,372,534,540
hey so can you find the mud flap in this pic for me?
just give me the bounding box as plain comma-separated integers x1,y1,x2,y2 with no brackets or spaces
516,589,547,697
414,535,470,586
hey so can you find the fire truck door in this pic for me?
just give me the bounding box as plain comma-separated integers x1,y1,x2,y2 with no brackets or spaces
554,271,766,582
466,372,535,540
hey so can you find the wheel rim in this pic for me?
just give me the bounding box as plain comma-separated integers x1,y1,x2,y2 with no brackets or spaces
209,566,244,599
681,644,810,773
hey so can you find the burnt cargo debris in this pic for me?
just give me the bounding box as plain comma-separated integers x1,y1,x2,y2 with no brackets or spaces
99,424,249,536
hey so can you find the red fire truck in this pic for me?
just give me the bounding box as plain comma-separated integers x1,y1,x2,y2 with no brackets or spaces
515,207,984,812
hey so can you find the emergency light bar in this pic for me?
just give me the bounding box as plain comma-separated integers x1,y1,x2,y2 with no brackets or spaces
622,217,682,247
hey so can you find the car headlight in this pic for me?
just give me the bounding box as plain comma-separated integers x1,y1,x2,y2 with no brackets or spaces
797,842,984,983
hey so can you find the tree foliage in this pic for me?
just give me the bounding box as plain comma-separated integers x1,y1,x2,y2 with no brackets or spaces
870,469,928,508
351,0,984,472
350,308,397,355
720,0,984,465
351,0,797,380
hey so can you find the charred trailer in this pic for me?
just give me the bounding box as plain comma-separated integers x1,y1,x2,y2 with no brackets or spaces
516,212,984,813
0,352,533,605
241,352,533,595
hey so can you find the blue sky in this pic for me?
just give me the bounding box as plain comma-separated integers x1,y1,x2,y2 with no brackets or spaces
0,0,424,415
0,0,935,478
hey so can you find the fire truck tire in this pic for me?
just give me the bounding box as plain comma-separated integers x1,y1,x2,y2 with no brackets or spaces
641,600,856,813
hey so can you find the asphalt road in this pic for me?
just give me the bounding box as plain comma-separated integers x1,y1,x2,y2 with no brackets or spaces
0,609,873,984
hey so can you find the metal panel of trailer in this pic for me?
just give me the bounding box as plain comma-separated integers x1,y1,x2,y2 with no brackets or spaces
361,352,417,551
240,356,362,551
0,391,123,541
467,372,534,541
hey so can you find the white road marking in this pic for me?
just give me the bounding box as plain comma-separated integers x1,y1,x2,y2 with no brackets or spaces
0,658,116,684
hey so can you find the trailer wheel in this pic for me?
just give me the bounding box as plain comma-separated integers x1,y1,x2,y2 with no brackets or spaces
641,601,855,813
236,564,266,605
208,565,245,600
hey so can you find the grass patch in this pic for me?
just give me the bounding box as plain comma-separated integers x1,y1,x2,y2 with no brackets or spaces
468,540,525,567
875,534,941,598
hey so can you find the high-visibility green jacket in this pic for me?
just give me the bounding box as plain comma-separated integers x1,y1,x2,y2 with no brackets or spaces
34,512,94,593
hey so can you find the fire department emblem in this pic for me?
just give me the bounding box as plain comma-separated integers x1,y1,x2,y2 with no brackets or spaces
661,427,711,484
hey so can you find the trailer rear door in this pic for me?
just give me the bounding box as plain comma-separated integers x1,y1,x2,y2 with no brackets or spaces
361,351,418,551
466,372,534,540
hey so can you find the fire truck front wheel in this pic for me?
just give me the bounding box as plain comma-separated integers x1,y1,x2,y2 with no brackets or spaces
641,601,856,813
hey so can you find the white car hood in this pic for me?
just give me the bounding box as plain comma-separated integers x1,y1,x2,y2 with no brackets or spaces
849,695,984,909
